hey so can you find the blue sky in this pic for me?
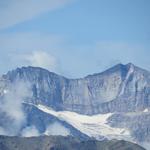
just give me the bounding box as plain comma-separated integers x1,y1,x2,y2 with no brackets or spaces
0,0,150,77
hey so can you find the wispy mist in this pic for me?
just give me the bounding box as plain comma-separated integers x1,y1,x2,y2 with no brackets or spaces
0,80,32,136
45,122,70,136
21,126,40,137
0,80,71,137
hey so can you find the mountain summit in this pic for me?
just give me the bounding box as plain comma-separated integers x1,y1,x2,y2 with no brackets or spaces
2,63,150,114
0,63,150,149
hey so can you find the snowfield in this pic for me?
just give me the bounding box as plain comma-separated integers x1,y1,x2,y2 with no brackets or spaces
35,104,131,141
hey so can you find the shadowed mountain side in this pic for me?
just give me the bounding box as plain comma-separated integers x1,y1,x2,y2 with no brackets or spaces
0,136,146,150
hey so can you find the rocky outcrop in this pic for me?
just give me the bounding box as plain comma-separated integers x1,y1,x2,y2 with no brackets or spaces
1,63,150,115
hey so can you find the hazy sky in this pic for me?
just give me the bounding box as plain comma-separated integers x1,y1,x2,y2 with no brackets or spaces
0,0,150,77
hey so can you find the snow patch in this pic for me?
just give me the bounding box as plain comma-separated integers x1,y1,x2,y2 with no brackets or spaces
35,104,131,140
119,64,134,96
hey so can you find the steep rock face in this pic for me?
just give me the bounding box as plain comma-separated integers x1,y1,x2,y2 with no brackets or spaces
62,64,128,114
1,63,150,115
0,63,150,148
5,66,66,110
108,111,150,142
0,77,10,97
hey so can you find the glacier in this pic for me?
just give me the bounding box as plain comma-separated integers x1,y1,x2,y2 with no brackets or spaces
36,104,131,140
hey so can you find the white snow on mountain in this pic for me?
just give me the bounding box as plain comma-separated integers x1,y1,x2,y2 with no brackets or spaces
118,63,134,96
34,104,131,141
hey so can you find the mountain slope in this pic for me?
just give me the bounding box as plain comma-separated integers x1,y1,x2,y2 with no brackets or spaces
0,63,150,149
2,63,150,115
34,103,131,141
0,136,145,150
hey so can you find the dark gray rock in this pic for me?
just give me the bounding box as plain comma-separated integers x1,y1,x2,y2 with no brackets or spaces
0,135,145,150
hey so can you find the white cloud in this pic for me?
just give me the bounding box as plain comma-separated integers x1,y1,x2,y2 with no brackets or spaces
0,31,150,77
0,81,32,135
0,32,65,74
21,126,40,137
45,122,70,136
23,51,59,72
25,51,56,69
0,0,72,29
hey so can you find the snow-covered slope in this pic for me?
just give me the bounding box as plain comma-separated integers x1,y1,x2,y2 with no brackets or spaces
34,104,131,141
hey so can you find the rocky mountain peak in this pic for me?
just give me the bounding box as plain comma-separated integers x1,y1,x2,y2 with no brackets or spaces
5,66,66,83
0,63,150,149
0,63,150,115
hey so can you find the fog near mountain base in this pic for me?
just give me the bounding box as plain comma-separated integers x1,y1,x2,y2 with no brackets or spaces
0,80,71,137
45,122,70,136
0,81,32,136
21,126,40,137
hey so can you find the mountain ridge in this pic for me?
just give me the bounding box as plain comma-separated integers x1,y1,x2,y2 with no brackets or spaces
0,63,150,149
0,135,146,150
1,62,150,114
4,63,150,80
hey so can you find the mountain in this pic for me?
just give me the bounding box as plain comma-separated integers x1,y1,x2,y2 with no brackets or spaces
0,135,145,150
0,63,150,149
3,63,150,115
